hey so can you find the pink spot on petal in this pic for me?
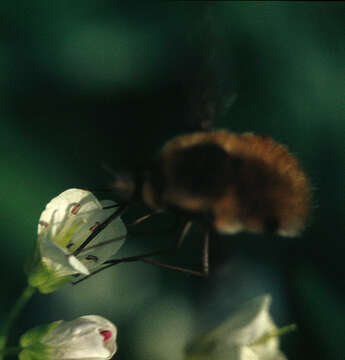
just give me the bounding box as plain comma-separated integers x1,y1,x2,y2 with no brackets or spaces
100,330,112,341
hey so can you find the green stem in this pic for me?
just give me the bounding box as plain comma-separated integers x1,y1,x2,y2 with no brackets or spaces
0,284,36,360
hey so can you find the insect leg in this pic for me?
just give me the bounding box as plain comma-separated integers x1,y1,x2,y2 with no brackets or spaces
75,210,158,254
140,258,206,277
73,221,193,284
73,219,208,284
75,218,192,278
176,220,193,248
140,227,210,277
202,229,210,276
73,204,128,257
102,204,121,210
77,235,127,253
72,249,166,285
126,210,164,227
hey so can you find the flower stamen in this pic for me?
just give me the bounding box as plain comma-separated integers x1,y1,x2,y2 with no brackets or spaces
71,203,81,215
85,254,98,262
89,222,100,232
250,323,297,346
39,220,49,228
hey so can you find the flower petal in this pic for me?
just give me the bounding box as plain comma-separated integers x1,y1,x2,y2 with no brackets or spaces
40,235,89,276
209,295,276,347
38,189,98,238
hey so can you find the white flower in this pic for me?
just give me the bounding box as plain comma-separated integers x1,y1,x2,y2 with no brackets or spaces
28,188,126,293
19,315,117,360
185,295,290,360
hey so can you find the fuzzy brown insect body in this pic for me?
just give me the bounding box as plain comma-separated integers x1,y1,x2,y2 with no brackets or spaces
77,130,311,281
141,130,311,237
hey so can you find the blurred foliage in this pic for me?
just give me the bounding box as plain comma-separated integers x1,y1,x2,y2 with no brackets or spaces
0,2,344,360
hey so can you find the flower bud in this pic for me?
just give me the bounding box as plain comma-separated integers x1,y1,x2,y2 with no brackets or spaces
27,188,126,293
19,315,117,360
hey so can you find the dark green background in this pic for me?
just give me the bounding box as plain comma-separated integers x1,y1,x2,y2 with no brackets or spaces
1,2,344,359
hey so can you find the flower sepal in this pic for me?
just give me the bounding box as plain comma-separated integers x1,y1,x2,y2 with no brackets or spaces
19,321,61,360
27,261,73,294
